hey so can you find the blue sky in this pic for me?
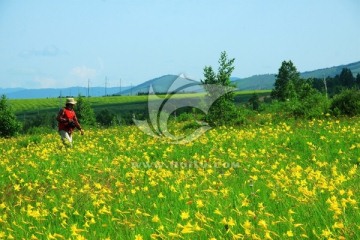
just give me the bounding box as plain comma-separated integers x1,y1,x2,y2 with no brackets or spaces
0,0,359,89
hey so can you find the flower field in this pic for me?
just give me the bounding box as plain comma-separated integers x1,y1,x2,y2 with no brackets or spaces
1,117,359,239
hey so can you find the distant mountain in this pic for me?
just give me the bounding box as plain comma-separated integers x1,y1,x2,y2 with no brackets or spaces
117,74,203,95
231,74,276,90
300,61,360,79
2,87,131,99
0,88,26,95
2,61,359,98
232,61,360,90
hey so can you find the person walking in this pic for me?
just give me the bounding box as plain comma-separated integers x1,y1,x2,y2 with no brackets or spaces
56,97,84,147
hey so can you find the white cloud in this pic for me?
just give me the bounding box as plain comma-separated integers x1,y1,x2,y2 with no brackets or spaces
33,76,59,88
71,66,97,79
19,45,65,58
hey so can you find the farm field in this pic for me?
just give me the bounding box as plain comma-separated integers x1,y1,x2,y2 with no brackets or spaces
8,90,271,119
0,115,359,239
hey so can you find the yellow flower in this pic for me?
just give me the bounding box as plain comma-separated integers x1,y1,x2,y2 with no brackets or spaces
247,210,256,218
258,219,267,229
180,211,190,220
214,208,222,215
193,222,202,231
288,209,295,214
157,225,164,231
181,223,194,234
228,217,236,227
333,221,344,229
135,208,142,215
52,207,59,214
60,212,69,219
196,199,204,208
264,231,273,239
286,230,294,237
152,215,160,223
30,234,38,240
158,192,165,198
168,232,182,237
14,184,21,191
85,210,94,218
71,224,85,236
99,205,111,215
134,234,143,240
321,229,332,238
242,219,252,235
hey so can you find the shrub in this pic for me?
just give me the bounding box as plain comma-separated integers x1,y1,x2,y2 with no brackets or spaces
22,112,57,133
292,93,330,119
96,109,119,127
262,92,330,120
248,93,261,111
0,95,21,137
330,89,360,116
75,95,96,126
205,100,240,126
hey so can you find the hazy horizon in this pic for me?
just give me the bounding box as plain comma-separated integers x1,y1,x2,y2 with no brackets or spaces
1,0,359,89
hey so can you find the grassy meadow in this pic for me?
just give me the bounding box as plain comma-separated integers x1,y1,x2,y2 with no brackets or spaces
1,113,359,239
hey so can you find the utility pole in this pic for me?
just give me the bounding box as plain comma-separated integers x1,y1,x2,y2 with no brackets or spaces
119,78,122,96
87,79,90,98
105,76,108,96
59,90,62,110
323,74,328,99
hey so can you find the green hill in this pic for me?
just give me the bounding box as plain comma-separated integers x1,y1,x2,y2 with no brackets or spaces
118,74,203,95
232,61,360,90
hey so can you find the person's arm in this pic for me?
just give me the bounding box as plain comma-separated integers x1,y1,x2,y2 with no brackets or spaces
73,114,84,134
56,108,68,123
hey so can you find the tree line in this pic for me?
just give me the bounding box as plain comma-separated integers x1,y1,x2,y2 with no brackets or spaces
1,52,359,137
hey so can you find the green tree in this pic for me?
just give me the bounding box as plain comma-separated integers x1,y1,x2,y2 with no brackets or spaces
339,68,355,88
0,95,21,137
330,89,360,116
248,92,261,111
201,51,237,126
355,73,360,88
271,60,301,101
75,95,96,126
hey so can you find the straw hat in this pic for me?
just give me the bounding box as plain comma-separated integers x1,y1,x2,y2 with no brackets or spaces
66,98,77,105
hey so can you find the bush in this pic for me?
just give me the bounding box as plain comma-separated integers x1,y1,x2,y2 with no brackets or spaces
205,100,240,126
262,92,330,120
177,112,196,122
330,89,360,116
96,109,119,127
75,95,96,126
0,95,21,137
22,112,57,133
248,93,261,111
292,93,330,119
